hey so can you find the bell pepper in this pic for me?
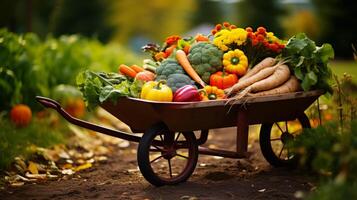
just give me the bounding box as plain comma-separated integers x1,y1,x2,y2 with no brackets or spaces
173,85,201,102
209,71,238,89
222,49,248,77
140,81,173,102
200,85,225,101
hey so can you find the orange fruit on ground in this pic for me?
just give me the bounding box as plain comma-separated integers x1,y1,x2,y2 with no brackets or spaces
10,104,32,127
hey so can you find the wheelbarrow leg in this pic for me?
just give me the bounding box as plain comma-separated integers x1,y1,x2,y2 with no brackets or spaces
237,109,249,155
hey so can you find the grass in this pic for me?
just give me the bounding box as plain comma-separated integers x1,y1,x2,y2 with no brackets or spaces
0,115,69,170
330,60,357,83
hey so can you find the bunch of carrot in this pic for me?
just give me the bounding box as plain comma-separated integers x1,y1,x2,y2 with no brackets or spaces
225,57,301,99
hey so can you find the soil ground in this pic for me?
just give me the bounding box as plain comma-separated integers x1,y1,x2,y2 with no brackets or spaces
0,127,314,200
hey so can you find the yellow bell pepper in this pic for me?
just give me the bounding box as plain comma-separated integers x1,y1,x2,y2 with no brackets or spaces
223,49,248,77
140,81,173,102
200,85,225,101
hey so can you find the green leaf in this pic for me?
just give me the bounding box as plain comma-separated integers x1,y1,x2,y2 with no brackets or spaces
315,43,334,63
294,67,303,80
307,71,318,85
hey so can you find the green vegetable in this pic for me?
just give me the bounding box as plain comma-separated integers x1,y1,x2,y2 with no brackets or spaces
282,33,334,93
155,58,195,92
155,59,185,80
166,74,196,92
187,42,224,83
76,70,143,110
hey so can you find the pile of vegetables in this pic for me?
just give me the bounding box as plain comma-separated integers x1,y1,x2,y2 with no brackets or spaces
77,22,334,107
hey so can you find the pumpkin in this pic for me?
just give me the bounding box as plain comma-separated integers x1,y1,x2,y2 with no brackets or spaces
10,104,32,127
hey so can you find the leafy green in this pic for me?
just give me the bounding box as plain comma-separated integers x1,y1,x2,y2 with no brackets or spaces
76,70,143,110
282,33,334,93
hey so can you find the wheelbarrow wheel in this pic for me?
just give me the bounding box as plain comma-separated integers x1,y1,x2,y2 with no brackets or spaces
259,113,311,167
137,123,198,186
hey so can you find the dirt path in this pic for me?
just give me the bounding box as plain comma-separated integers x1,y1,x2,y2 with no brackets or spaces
0,127,314,200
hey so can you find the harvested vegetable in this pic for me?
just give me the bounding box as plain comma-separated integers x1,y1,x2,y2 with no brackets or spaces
119,64,137,78
251,76,301,97
173,85,201,102
140,81,173,102
188,42,223,83
130,65,145,73
232,64,291,99
165,74,196,93
176,49,206,87
281,33,334,93
209,71,238,90
225,62,285,96
222,49,248,77
10,104,32,127
135,71,155,82
201,86,225,101
240,57,276,81
155,59,185,80
155,58,195,92
76,70,143,110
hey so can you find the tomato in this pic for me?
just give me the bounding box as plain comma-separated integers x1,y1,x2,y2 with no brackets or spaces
10,104,32,127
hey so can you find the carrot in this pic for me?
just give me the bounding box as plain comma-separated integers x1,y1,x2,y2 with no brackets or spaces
240,57,276,81
176,49,206,87
130,65,145,73
233,64,291,99
119,64,137,78
251,76,301,97
225,62,283,96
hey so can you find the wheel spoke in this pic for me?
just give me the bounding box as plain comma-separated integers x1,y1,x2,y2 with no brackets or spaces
168,159,173,178
270,138,281,141
275,123,284,133
278,144,285,158
176,153,189,159
285,121,289,133
159,134,164,142
152,145,164,151
150,155,164,163
175,132,181,142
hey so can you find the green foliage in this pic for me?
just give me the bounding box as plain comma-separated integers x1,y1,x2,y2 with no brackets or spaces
76,70,143,110
0,29,45,110
282,33,334,93
307,181,357,200
291,121,357,182
0,116,68,170
0,29,140,111
188,42,223,83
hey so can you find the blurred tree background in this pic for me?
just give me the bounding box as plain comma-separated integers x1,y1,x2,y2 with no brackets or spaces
0,0,356,57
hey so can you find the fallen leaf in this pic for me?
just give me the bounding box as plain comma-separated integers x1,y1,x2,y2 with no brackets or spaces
28,161,39,174
25,173,47,180
74,163,92,172
11,182,24,187
61,169,75,175
118,140,130,148
258,189,266,192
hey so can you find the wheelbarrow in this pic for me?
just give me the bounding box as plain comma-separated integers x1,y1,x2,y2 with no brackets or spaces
36,90,323,186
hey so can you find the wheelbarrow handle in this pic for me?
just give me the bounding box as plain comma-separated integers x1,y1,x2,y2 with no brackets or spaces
35,96,142,143
36,96,61,110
